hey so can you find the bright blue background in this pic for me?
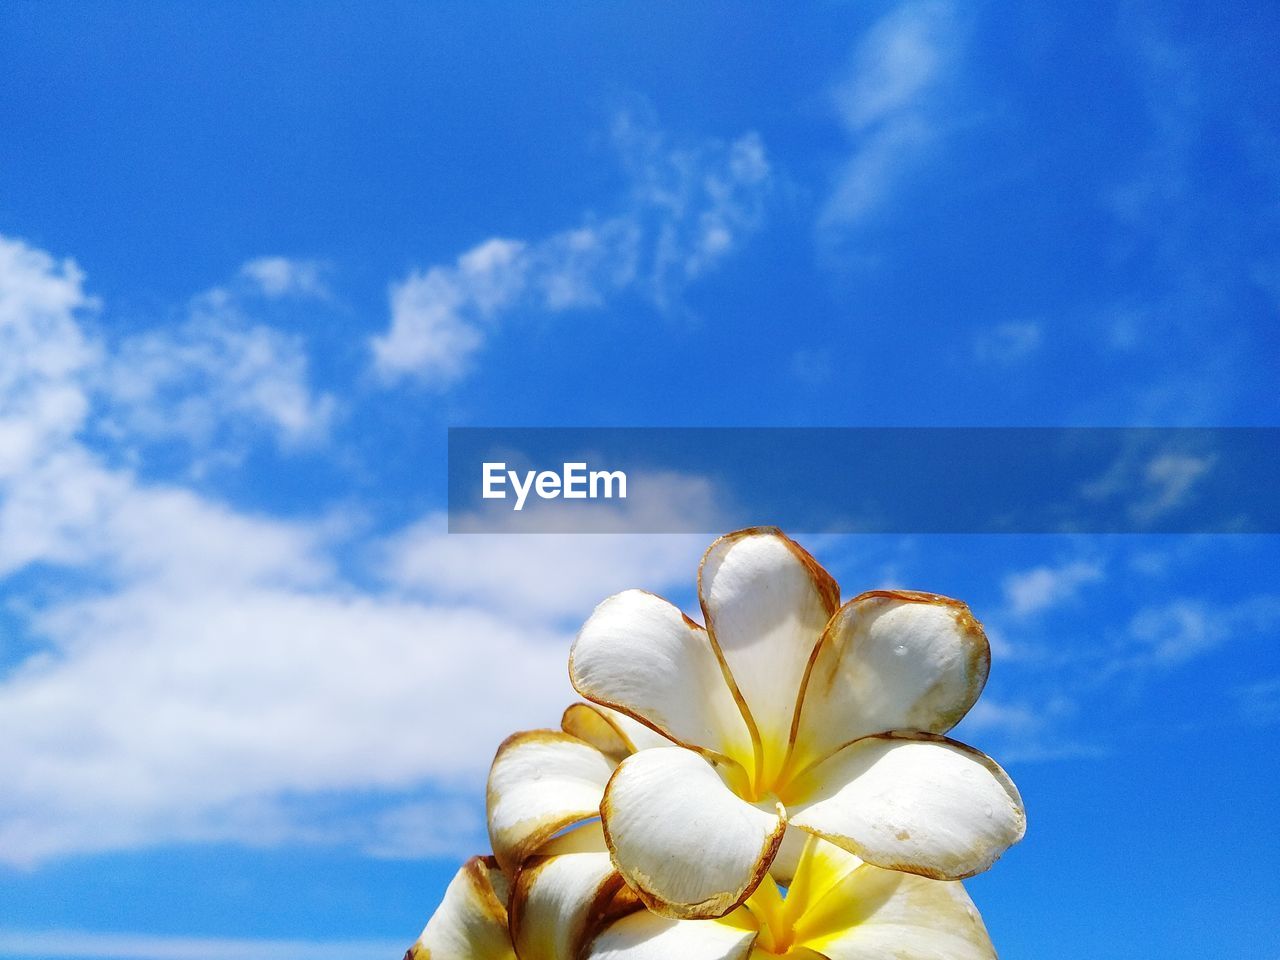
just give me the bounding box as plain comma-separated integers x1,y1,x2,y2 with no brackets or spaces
1,2,1277,958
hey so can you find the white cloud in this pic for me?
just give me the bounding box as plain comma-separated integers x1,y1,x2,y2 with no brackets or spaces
238,256,330,300
382,514,708,623
1002,559,1104,617
1115,595,1280,674
0,236,99,478
0,930,402,960
820,0,961,235
0,232,709,866
95,286,336,454
957,695,1100,763
371,116,771,386
1132,451,1215,523
1126,600,1220,666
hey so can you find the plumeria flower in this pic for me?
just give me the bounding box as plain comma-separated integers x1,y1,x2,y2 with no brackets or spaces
487,701,667,877
406,825,635,960
589,833,997,960
409,829,997,960
412,701,647,960
565,527,1025,919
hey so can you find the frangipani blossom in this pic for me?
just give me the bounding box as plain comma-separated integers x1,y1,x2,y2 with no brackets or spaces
414,700,646,960
487,702,667,876
567,527,1026,919
409,828,996,960
589,833,997,960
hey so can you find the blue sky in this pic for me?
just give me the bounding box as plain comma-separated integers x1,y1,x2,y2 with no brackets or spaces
0,2,1277,958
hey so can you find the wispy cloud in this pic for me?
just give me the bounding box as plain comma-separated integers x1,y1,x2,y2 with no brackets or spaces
1082,441,1217,526
371,114,772,387
1121,595,1280,671
1002,559,1104,617
819,0,963,237
94,284,336,457
238,256,330,300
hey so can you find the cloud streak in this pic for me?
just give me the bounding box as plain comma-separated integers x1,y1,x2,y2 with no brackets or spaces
371,115,772,387
820,0,962,237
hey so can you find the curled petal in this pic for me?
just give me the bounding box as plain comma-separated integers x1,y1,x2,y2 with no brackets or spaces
791,591,990,771
511,824,626,960
487,730,616,874
786,734,1025,881
797,864,996,960
699,528,839,787
562,703,634,762
587,909,758,960
600,747,785,919
408,855,514,960
571,590,753,770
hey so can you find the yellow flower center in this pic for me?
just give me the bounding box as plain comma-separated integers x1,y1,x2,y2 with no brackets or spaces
741,876,799,955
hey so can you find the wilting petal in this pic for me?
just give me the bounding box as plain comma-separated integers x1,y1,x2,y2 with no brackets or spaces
571,590,753,770
407,855,514,960
786,734,1025,881
601,746,786,919
699,528,839,787
487,730,616,874
511,824,626,960
587,909,758,960
562,703,634,762
790,591,990,771
796,863,996,960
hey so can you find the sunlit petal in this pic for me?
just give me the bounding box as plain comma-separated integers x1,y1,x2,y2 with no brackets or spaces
798,863,996,959
698,528,839,787
571,589,753,770
487,730,616,874
786,734,1025,880
407,856,514,960
790,591,989,771
511,823,626,960
587,909,758,960
601,746,786,919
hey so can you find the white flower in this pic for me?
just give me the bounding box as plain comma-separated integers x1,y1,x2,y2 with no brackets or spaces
564,527,1025,918
409,828,997,960
588,834,997,960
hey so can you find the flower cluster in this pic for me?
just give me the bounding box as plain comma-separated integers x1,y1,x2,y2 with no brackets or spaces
408,528,1026,959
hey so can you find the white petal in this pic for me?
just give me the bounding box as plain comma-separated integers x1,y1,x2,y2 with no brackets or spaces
790,591,989,771
786,734,1025,881
601,747,786,919
698,528,839,787
797,864,996,960
409,856,515,960
487,730,616,874
570,589,753,771
587,910,758,960
511,834,624,960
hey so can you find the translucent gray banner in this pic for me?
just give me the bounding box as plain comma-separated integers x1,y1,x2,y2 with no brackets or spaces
447,428,1280,533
